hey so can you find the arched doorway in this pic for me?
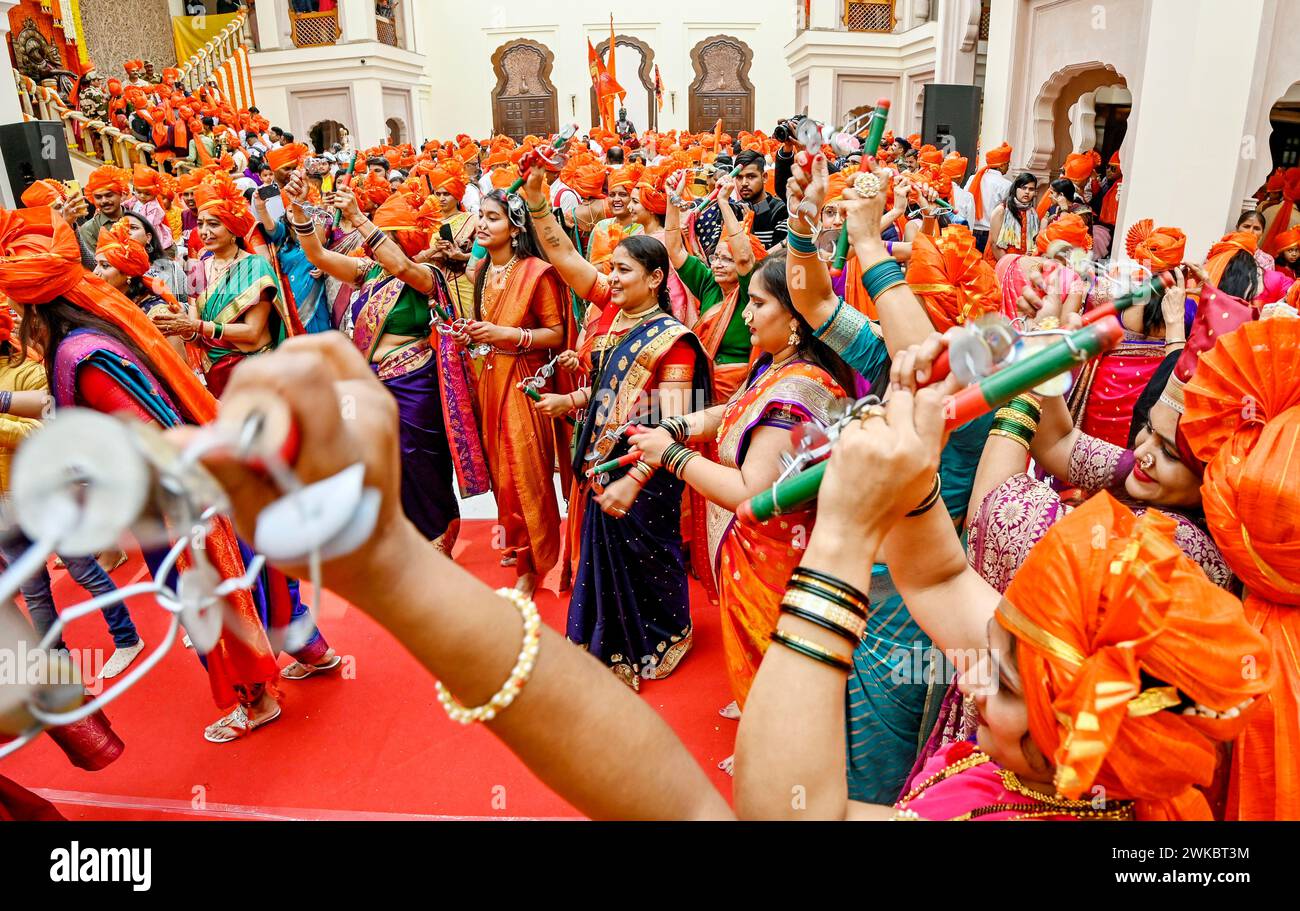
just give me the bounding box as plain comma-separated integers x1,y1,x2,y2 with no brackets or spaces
1027,61,1127,173
491,39,559,142
309,119,346,153
688,35,755,134
589,35,656,133
1068,84,1131,171
386,117,406,145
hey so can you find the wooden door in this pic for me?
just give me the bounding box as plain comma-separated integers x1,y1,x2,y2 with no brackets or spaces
491,40,559,142
689,35,755,135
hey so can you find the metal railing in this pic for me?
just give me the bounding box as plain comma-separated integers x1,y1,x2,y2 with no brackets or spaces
289,9,341,47
843,0,896,32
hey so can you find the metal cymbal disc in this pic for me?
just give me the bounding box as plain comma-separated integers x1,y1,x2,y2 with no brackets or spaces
10,410,149,556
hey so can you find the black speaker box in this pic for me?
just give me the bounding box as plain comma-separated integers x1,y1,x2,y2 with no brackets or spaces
921,84,982,184
0,120,75,201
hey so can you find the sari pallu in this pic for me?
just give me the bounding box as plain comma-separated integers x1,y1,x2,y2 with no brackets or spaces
51,329,288,710
474,257,567,577
566,313,712,689
706,358,841,708
196,253,293,397
1067,330,1167,449
350,265,487,544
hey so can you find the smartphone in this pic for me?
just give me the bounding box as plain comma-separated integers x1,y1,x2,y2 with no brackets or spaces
257,182,285,222
65,180,81,196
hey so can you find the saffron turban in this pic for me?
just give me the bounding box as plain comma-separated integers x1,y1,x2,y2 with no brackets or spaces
1035,212,1093,254
1124,219,1186,271
635,165,673,216
1272,227,1300,255
561,161,607,199
971,142,1013,219
20,179,69,209
193,172,255,239
86,165,131,197
918,145,944,168
823,170,848,207
355,171,394,211
905,224,1000,332
1181,315,1300,820
1000,493,1272,820
95,217,150,276
1203,231,1258,290
0,206,215,423
1063,152,1093,182
266,142,308,172
939,156,968,182
132,163,162,193
427,160,467,202
488,165,519,191
906,133,922,148
372,191,430,259
178,171,205,192
984,142,1012,166
607,164,644,193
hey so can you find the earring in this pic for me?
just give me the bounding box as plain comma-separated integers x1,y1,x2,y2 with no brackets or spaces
787,324,800,348
510,235,518,249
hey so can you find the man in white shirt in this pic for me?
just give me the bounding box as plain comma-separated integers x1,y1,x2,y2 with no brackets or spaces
944,155,977,229
964,142,1013,252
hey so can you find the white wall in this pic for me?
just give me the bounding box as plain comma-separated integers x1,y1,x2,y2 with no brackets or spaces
423,1,797,139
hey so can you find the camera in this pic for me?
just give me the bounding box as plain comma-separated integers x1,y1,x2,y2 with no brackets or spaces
773,115,807,144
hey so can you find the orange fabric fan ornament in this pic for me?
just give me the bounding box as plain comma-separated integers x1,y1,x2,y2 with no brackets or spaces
1182,317,1300,820
905,225,1000,331
1124,219,1186,271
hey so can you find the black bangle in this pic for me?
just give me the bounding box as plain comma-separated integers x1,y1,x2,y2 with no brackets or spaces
790,567,871,611
0,390,11,414
769,629,853,671
786,579,867,619
779,604,862,645
906,475,943,517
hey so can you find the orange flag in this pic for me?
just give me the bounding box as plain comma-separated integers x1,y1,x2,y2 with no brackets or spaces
588,38,624,133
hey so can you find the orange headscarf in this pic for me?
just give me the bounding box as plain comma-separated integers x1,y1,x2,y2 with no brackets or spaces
635,164,672,216
193,171,255,240
266,142,308,172
939,155,968,184
970,142,1012,220
1182,317,1300,820
905,225,1000,331
1035,212,1093,254
1124,219,1186,271
0,207,215,423
372,191,429,260
1202,231,1257,290
1272,227,1300,256
20,179,69,209
561,160,606,199
1000,493,1272,820
823,170,848,208
918,145,944,168
85,165,131,197
94,217,150,276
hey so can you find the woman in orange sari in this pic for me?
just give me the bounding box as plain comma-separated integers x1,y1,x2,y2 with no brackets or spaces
458,189,567,595
628,255,855,766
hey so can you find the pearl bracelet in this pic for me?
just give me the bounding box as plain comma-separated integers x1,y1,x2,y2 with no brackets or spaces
435,587,542,724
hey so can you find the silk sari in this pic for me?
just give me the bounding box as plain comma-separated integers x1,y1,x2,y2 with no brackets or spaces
52,329,327,711
196,253,291,396
705,357,841,707
349,263,487,546
1068,329,1167,449
565,310,712,689
474,257,567,577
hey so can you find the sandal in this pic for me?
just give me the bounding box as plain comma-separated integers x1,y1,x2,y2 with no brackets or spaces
203,703,282,743
500,554,517,567
280,654,343,680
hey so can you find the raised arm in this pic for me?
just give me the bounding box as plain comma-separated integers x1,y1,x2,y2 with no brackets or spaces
662,171,690,270
717,174,756,277
284,174,367,286
522,168,600,300
324,184,434,295
785,153,838,329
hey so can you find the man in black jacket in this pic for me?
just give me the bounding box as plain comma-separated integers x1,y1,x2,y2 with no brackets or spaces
734,149,788,250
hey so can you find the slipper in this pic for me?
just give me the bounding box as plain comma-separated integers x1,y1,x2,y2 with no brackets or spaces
500,554,517,567
203,704,282,743
280,654,343,680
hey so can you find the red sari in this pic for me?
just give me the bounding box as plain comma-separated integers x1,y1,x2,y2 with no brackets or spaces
474,256,567,578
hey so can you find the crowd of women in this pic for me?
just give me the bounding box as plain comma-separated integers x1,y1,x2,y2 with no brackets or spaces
1,117,1298,821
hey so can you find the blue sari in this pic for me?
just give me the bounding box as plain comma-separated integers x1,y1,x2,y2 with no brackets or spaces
565,313,711,690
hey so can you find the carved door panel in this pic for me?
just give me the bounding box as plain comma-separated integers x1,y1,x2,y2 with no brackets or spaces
689,35,755,134
491,41,559,142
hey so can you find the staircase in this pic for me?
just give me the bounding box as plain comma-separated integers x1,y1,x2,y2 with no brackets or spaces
13,9,251,178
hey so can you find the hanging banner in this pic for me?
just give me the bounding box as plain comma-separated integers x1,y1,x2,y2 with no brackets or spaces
170,11,241,64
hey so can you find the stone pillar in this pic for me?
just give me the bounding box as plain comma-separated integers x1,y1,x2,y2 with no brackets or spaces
340,0,378,43
351,79,387,147
253,0,284,51
806,66,836,124
1119,0,1267,257
810,0,839,30
977,0,1018,162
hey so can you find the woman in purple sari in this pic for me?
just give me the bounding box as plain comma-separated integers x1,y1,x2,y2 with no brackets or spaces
285,176,488,553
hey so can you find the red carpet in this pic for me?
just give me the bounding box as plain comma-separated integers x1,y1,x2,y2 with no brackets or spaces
0,520,737,820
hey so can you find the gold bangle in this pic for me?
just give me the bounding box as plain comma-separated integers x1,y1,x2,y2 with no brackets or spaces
989,427,1031,451
993,409,1039,432
769,629,853,671
780,590,867,641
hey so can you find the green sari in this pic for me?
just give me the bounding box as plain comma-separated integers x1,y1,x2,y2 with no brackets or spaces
197,253,287,396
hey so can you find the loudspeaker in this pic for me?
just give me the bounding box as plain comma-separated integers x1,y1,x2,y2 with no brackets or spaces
0,120,75,201
921,84,982,184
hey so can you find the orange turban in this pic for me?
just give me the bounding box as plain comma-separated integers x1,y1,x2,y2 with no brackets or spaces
939,156,968,182
635,165,673,217
905,225,1000,331
266,142,308,172
94,217,150,277
1000,493,1272,820
483,150,511,169
0,206,215,423
489,165,520,191
131,163,162,193
355,170,393,212
1035,212,1093,254
178,171,204,193
971,142,1013,220
984,142,1012,166
1203,231,1257,290
823,171,848,207
86,165,131,197
607,164,644,193
20,179,69,209
561,161,607,199
372,192,429,259
1124,219,1186,271
907,133,921,148
918,145,944,168
1272,227,1300,255
427,162,467,203
1182,317,1300,820
194,172,255,240
1063,152,1093,182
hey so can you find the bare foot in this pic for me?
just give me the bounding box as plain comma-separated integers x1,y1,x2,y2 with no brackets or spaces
718,700,741,720
717,754,734,776
515,572,538,598
203,692,281,743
